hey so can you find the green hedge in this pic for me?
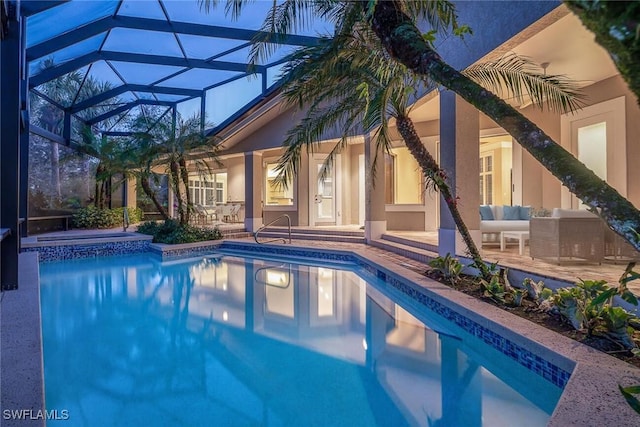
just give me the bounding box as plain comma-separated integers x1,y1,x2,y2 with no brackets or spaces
136,219,223,244
72,206,144,229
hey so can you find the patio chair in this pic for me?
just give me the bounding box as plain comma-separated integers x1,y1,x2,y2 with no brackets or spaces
230,204,241,222
194,205,209,224
219,205,233,222
201,205,218,223
603,227,640,263
530,209,604,264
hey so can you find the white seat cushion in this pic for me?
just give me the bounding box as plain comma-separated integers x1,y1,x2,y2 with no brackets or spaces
480,220,530,233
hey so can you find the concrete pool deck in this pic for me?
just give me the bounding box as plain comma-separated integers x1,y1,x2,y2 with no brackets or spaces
1,235,640,425
1,253,44,427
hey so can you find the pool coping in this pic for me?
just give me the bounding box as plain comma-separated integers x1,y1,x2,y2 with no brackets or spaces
5,239,640,425
1,252,45,427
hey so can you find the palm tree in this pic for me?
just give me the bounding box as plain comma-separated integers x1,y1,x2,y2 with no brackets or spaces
77,126,132,209
271,26,582,279
203,0,640,251
132,113,221,225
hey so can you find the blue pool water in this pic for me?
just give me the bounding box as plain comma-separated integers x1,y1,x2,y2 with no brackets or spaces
40,252,563,426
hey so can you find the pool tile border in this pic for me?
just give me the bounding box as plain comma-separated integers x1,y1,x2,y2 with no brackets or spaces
149,240,224,259
22,233,152,262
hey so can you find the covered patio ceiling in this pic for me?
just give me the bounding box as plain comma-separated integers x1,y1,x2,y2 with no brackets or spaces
24,0,329,139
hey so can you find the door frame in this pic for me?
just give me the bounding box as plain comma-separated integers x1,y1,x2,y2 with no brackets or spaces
560,96,626,208
309,154,342,226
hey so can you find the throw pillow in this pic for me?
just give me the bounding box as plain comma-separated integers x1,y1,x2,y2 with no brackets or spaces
503,205,520,220
519,206,531,220
479,205,494,220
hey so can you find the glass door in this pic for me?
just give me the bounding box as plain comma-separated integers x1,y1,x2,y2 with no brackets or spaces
310,156,336,225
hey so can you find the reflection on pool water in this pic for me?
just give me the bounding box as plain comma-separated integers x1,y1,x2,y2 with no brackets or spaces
40,252,562,426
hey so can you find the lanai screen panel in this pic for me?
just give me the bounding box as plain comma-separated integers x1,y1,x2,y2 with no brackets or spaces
26,0,331,133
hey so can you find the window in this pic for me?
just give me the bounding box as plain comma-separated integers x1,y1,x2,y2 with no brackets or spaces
479,154,493,205
385,147,424,205
189,172,226,206
385,154,395,204
216,181,224,203
264,162,294,206
205,181,215,205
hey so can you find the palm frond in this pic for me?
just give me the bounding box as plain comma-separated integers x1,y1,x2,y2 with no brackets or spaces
198,0,221,14
273,97,366,189
463,53,585,113
404,0,458,32
248,0,322,65
317,136,348,183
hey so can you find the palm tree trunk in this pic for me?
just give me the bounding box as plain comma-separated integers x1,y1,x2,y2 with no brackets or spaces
170,160,186,224
179,157,192,224
94,180,100,208
95,163,105,209
369,0,640,250
140,176,169,220
105,175,112,209
396,114,491,279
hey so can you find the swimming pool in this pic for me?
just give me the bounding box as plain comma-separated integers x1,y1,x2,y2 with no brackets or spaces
40,251,563,426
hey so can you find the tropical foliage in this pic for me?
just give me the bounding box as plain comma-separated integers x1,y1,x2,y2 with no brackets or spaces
427,253,463,285
136,219,223,244
131,114,221,225
72,206,143,229
77,127,133,209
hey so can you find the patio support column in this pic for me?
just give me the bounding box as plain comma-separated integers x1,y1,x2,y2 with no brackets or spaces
1,2,21,290
244,152,263,232
438,91,481,257
364,133,386,242
19,71,29,238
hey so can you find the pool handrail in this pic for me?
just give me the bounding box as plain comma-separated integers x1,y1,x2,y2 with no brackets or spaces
254,214,292,244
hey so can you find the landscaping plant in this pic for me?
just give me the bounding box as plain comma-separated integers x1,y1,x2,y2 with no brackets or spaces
427,253,463,285
136,219,222,244
547,264,640,351
480,274,507,304
72,206,142,229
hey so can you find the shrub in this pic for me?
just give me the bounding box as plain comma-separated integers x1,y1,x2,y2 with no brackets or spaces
72,206,116,229
136,219,223,244
136,220,159,236
113,207,144,225
72,206,144,229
